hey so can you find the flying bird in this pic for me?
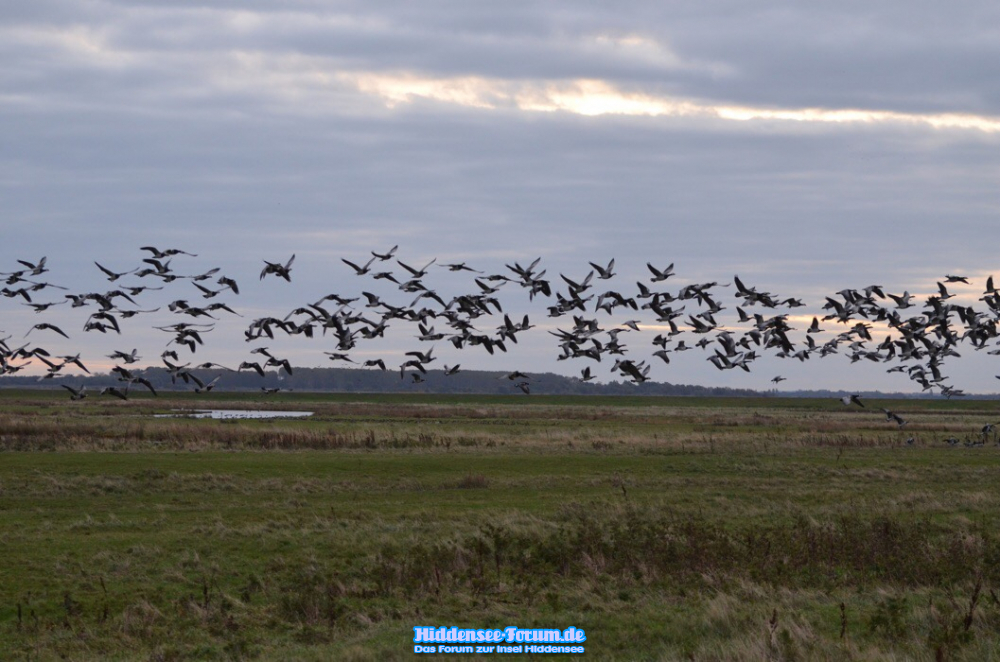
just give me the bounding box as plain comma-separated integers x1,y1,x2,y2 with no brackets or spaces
342,256,377,275
881,408,907,427
647,263,674,282
16,257,48,276
100,386,130,401
140,246,197,258
589,259,616,280
61,384,87,401
25,323,69,339
372,245,398,261
260,255,295,282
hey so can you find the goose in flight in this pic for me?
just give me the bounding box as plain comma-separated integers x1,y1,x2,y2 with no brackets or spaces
58,353,89,374
192,282,223,298
190,267,220,282
397,258,437,279
886,291,913,309
121,285,163,296
26,323,69,339
238,361,266,377
95,262,136,282
589,259,615,280
324,352,355,362
371,271,399,284
23,301,66,313
372,245,398,261
260,255,295,282
264,356,293,375
839,394,864,408
217,276,239,294
101,386,130,401
194,362,236,372
881,408,907,427
129,377,158,396
16,257,48,276
506,257,543,281
475,278,504,294
140,246,197,258
107,348,141,364
405,347,436,365
560,271,593,295
194,375,222,393
342,256,377,275
441,262,482,273
647,263,674,282
61,384,87,401
2,286,32,302
138,257,173,277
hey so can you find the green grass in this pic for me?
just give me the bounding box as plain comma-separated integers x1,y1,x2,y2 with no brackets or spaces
2,389,1000,660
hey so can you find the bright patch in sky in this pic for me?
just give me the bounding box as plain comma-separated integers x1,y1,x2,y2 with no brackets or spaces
346,73,1000,134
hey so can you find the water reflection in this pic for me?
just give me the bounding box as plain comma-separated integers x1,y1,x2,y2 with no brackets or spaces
158,409,313,420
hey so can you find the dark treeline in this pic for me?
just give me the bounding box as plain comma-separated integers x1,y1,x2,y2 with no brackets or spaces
1,367,761,397
4,368,994,399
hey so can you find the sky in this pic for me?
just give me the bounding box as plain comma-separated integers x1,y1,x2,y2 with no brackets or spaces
2,1,1000,393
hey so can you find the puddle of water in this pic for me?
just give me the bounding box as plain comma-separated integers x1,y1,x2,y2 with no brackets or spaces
157,409,314,420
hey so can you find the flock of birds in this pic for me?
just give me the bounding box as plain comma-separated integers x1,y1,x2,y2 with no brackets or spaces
833,393,999,447
2,248,1000,436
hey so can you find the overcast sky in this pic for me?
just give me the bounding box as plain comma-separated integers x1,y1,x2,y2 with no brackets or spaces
3,1,1000,393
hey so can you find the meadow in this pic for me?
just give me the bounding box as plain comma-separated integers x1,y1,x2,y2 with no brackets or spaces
2,389,1000,660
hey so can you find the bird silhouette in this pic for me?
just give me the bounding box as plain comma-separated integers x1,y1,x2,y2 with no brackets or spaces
260,255,295,282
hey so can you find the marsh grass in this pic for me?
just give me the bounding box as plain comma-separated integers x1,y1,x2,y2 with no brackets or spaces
3,390,1000,659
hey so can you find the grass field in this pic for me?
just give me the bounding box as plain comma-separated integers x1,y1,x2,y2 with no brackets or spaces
2,390,1000,660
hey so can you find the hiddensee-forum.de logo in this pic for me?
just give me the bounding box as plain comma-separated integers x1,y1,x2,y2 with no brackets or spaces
413,626,586,654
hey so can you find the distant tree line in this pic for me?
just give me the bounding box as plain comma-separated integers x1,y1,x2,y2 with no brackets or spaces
2,366,762,397
5,367,992,399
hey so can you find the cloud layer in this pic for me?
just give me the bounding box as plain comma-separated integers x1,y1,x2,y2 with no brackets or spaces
3,1,999,392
